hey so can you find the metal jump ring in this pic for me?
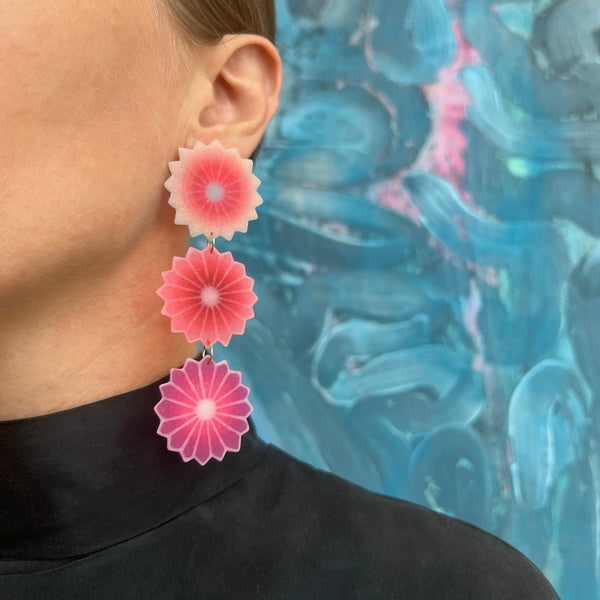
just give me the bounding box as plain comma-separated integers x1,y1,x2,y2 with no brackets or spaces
207,233,215,253
201,342,214,361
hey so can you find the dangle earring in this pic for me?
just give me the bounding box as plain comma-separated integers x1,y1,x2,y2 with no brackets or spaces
153,140,262,466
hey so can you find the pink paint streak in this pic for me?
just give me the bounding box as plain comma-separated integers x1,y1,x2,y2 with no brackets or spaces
376,13,483,220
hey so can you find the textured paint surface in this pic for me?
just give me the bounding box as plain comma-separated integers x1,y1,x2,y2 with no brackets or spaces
215,2,600,597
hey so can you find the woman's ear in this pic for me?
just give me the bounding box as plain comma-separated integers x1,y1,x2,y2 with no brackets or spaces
186,34,282,158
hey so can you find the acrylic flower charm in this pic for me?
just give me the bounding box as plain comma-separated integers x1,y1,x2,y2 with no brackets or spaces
155,356,253,465
164,139,263,241
157,245,257,347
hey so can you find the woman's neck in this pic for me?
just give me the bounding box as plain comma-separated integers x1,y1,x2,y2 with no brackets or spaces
0,225,197,421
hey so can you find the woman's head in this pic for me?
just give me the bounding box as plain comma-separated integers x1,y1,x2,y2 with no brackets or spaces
0,0,281,316
0,0,281,418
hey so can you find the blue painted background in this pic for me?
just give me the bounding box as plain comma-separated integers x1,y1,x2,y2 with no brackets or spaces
219,1,600,597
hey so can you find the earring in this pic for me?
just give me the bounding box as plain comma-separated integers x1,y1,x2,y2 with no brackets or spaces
153,140,263,466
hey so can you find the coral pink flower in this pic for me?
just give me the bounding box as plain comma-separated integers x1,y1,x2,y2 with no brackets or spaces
157,246,257,346
165,139,263,241
155,356,253,465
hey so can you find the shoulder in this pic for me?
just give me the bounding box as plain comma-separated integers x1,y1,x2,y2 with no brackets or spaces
250,443,560,599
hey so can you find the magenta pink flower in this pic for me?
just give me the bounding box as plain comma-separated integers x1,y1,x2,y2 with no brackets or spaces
157,246,257,346
164,139,263,241
155,356,253,465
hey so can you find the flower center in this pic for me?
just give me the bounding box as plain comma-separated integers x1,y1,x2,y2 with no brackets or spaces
205,182,224,202
196,398,216,420
200,285,220,307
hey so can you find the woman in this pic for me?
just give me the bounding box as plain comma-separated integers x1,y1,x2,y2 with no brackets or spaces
0,0,560,598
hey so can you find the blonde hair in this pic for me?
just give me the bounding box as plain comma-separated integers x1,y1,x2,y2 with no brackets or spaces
161,0,276,46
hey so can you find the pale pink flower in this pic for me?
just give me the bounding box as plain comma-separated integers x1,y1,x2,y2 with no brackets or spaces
155,356,253,465
164,139,263,241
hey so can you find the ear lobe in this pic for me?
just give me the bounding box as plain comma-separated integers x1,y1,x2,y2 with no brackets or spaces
197,36,281,158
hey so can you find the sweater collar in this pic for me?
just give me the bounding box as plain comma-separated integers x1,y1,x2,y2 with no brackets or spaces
0,369,267,560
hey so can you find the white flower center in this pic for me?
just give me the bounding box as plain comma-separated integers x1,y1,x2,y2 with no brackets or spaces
196,398,216,420
205,182,224,202
201,285,220,307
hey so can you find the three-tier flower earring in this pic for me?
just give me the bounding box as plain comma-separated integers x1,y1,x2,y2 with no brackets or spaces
153,140,263,466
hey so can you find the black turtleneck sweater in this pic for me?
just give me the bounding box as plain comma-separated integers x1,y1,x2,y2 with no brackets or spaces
0,371,560,599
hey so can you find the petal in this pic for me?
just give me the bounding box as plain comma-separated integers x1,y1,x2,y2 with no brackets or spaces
193,428,212,465
215,414,249,434
161,270,199,292
215,385,249,407
207,421,226,460
158,383,196,408
214,421,243,451
182,358,202,394
212,360,231,386
180,420,203,462
168,418,198,451
157,414,194,436
223,371,242,391
217,400,253,419
154,398,195,420
169,369,196,399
